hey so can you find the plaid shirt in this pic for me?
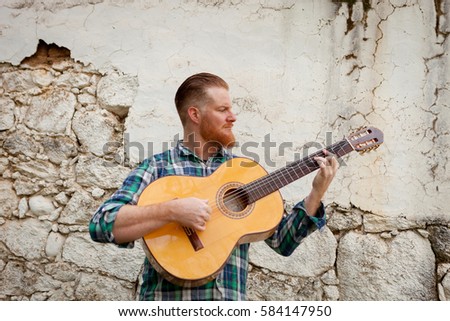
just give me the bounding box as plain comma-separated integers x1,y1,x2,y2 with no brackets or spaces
89,140,326,300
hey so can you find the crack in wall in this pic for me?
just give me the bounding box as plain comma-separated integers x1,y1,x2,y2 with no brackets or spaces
434,0,448,39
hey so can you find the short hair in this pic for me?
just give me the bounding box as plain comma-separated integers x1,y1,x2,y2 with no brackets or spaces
174,72,229,125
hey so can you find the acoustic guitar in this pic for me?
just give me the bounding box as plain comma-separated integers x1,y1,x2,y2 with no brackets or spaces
138,126,383,286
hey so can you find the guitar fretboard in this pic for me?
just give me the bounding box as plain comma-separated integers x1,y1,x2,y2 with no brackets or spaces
242,139,354,204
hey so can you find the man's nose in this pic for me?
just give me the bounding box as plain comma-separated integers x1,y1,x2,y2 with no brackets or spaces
228,111,237,122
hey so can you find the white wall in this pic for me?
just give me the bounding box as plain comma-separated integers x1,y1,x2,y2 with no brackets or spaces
0,0,449,300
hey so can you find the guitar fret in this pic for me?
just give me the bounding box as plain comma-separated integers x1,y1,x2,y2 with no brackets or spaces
277,174,285,187
285,167,296,183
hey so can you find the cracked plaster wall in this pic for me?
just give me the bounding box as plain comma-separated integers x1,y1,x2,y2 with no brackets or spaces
0,0,449,300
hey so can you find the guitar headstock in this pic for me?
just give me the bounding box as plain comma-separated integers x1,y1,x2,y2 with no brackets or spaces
347,126,384,154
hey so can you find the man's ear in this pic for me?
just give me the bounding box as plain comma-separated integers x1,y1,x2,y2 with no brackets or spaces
187,106,201,124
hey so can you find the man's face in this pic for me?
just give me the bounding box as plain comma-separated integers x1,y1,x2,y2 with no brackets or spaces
198,86,237,148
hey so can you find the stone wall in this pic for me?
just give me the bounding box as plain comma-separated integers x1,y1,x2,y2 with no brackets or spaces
0,41,142,300
0,0,450,301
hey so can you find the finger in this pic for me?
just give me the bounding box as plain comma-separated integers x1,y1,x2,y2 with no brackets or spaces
314,156,327,168
196,223,206,231
323,151,338,168
316,150,338,168
201,199,211,210
330,156,339,169
323,149,337,160
199,202,212,219
325,157,335,168
324,149,336,159
204,203,212,215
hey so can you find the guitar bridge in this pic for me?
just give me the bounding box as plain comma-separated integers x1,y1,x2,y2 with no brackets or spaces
182,226,204,251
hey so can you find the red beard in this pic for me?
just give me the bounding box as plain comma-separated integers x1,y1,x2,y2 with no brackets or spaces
199,122,236,149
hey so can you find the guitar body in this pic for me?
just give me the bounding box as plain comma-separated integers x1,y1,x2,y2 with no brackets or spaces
138,157,284,287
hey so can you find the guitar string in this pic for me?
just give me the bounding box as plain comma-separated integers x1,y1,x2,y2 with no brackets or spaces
205,140,350,212
233,140,350,201
184,141,351,230
202,140,352,215
184,129,380,232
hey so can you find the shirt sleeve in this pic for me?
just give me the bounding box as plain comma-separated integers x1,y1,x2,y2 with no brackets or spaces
89,159,153,248
264,199,326,256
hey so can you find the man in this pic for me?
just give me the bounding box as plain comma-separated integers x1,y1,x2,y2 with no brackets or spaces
89,72,339,300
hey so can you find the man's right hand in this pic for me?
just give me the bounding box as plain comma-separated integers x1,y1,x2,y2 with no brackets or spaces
168,197,212,231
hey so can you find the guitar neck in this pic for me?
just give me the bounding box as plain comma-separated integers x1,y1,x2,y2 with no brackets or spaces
243,138,354,204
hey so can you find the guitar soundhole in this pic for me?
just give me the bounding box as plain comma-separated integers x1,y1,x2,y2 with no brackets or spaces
217,182,255,219
224,188,248,212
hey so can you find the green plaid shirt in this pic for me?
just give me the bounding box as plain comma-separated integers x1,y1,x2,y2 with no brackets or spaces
89,141,326,300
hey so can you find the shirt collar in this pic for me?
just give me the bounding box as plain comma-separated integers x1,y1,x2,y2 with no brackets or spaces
176,140,232,160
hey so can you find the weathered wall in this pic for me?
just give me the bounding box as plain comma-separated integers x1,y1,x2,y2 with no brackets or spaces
0,0,449,300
